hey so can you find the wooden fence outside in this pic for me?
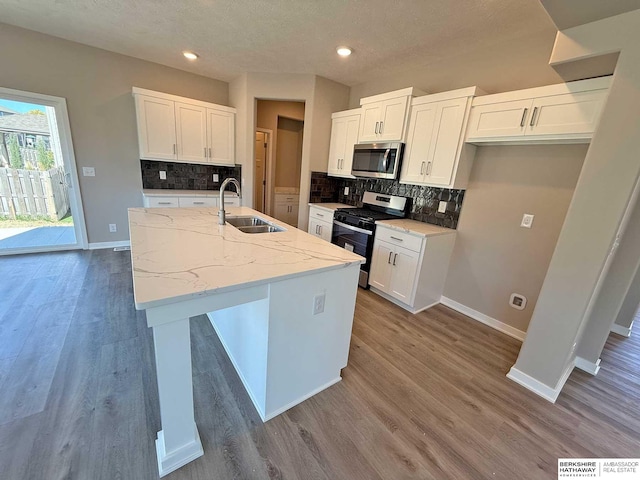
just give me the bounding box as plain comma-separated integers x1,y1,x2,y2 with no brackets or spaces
0,166,70,221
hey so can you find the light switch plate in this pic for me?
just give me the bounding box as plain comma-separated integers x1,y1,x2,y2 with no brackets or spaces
82,167,95,177
213,174,219,182
159,170,166,180
521,214,534,228
438,201,448,213
344,187,349,195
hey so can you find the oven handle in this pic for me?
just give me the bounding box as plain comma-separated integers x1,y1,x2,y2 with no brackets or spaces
333,220,373,236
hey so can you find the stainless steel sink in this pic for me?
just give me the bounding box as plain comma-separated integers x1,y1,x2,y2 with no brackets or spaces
236,225,285,234
226,216,285,233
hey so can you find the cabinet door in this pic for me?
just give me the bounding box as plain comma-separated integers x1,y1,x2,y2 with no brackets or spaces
359,103,383,142
388,246,420,303
466,99,533,140
318,220,332,242
341,115,360,174
528,90,607,136
175,102,207,163
308,217,323,237
378,97,410,141
327,117,347,175
426,97,467,186
290,202,299,227
308,218,331,240
135,95,177,161
400,102,438,185
369,241,394,292
146,196,179,208
274,203,289,223
207,109,235,165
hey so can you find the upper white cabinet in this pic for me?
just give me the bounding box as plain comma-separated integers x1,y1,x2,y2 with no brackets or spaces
133,87,236,165
400,87,479,189
327,109,360,178
358,87,423,143
465,77,610,144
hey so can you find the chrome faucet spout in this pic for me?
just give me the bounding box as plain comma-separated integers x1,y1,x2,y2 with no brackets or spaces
219,178,242,225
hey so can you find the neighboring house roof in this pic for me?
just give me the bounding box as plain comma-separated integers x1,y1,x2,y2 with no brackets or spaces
0,113,50,135
0,106,18,115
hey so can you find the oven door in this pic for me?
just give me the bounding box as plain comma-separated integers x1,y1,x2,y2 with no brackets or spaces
331,220,374,288
351,143,403,179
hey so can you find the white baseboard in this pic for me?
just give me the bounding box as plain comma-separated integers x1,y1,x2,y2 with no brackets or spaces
263,377,342,421
440,296,527,341
369,287,439,314
574,356,601,375
507,360,574,403
88,240,131,250
611,321,633,337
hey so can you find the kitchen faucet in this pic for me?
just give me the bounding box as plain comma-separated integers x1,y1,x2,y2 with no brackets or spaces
218,178,242,225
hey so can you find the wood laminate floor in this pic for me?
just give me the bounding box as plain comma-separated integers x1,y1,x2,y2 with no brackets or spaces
0,249,638,479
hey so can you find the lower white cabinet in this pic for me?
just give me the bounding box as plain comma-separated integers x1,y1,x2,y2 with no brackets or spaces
143,193,239,208
369,224,456,313
308,205,333,241
274,194,299,227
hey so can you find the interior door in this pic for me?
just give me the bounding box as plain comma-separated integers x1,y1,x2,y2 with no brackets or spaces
255,131,267,212
175,102,207,162
426,97,467,186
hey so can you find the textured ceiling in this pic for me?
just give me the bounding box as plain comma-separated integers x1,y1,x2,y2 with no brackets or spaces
0,0,556,86
540,0,640,29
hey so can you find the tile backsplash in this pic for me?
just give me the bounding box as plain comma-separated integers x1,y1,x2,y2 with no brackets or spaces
310,172,465,229
141,160,241,190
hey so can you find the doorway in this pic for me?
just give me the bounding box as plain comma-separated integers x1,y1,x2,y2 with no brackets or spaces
254,129,271,214
0,88,87,254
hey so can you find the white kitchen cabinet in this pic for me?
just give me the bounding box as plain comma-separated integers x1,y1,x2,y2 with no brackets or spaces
135,95,178,161
358,87,422,143
133,87,236,165
327,110,360,178
400,87,478,189
207,108,235,166
274,193,299,227
308,205,334,241
369,223,456,313
142,192,239,208
466,76,610,144
175,102,208,163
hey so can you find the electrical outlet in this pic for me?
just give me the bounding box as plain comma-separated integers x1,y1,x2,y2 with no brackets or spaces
313,293,326,315
344,187,349,195
159,170,166,180
509,293,527,310
521,214,534,228
82,167,95,177
213,174,219,182
109,224,117,233
438,201,448,213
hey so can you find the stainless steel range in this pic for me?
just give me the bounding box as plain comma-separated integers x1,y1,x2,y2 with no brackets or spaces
331,192,409,288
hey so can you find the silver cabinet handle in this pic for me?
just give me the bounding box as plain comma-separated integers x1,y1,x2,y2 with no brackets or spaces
393,253,397,266
426,161,432,175
209,147,212,157
375,121,379,134
380,121,383,133
316,213,324,217
318,225,322,235
315,225,319,234
338,159,341,169
193,201,205,205
530,107,538,127
520,108,528,127
420,162,425,175
158,201,172,205
388,251,392,264
204,147,207,158
390,236,403,242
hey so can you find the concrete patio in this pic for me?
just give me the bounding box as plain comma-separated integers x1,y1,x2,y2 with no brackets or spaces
0,225,75,250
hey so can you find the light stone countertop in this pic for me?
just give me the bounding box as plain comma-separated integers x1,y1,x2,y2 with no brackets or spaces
376,218,456,237
308,202,352,213
142,189,238,197
129,206,365,310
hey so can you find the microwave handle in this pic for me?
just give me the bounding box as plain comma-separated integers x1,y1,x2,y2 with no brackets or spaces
382,148,390,171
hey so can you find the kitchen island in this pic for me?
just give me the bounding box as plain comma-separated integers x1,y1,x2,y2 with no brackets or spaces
128,206,364,477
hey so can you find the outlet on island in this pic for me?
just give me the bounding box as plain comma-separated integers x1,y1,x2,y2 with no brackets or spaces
313,292,326,315
109,224,117,233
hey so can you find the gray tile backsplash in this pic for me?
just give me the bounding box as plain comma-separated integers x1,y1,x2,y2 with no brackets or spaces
141,160,241,190
310,172,464,229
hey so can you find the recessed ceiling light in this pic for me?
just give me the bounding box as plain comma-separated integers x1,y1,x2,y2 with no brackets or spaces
183,51,199,60
336,46,352,57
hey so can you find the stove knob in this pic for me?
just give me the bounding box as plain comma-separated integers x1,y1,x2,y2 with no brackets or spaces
358,220,366,229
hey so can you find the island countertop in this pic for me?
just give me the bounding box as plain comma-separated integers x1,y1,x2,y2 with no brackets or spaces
128,206,365,310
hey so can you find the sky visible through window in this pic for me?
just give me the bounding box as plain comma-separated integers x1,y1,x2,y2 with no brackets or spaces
0,98,46,113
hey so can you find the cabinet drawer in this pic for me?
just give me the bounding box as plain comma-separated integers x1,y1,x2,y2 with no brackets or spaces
275,194,298,203
178,196,217,207
146,196,179,208
309,206,331,222
375,227,423,253
221,196,240,207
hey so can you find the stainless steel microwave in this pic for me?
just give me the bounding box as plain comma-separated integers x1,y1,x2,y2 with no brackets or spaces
351,142,404,179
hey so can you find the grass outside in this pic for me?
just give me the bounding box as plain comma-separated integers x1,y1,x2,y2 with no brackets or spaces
0,213,73,228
